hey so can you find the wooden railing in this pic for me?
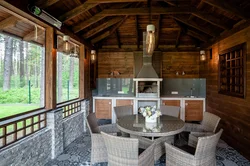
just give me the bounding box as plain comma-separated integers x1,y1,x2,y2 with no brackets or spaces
0,110,47,149
57,99,84,118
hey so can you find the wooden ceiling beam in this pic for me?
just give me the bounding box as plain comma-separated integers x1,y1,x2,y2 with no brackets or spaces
23,28,45,41
173,16,218,37
155,15,161,49
35,0,60,9
91,16,128,44
135,15,140,49
83,17,123,39
98,7,195,16
85,0,145,3
115,30,121,48
163,0,177,7
175,30,181,48
203,0,249,20
0,16,20,30
72,3,130,33
192,11,230,30
59,3,98,22
186,29,209,42
189,0,204,20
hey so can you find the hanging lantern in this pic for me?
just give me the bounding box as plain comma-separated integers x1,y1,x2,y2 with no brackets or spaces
146,24,155,55
200,50,206,61
63,35,70,55
91,50,96,62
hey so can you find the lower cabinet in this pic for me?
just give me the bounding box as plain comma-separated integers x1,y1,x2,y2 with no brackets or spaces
162,100,181,106
95,99,112,119
184,100,203,122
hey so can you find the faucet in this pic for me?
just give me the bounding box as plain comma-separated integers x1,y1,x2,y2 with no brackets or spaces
190,88,193,96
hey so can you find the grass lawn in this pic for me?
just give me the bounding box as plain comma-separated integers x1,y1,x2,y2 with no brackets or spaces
0,105,39,119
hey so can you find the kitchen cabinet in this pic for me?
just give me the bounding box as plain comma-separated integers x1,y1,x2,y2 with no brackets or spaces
162,100,181,106
184,100,203,122
95,99,112,119
116,99,134,106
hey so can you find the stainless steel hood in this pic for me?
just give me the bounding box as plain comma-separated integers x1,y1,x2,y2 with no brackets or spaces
136,32,159,78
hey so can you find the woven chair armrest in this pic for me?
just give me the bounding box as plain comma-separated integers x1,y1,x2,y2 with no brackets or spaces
184,123,204,132
165,142,194,160
190,131,214,137
138,142,155,166
188,133,198,148
91,133,106,147
99,124,120,133
130,135,153,149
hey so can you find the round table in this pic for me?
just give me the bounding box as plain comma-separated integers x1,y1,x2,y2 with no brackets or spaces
116,114,185,138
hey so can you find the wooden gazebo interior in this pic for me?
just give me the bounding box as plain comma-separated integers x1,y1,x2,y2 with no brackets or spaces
1,0,250,161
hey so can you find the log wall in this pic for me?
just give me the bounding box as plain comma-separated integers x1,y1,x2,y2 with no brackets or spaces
200,26,250,160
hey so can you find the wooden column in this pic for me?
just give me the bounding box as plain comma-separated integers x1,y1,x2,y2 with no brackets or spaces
45,27,57,109
79,44,85,99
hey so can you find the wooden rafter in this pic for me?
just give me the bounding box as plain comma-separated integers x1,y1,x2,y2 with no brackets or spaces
155,15,161,49
164,0,177,7
115,30,121,48
83,17,123,39
0,16,20,30
23,29,44,41
58,3,98,22
35,0,60,9
85,0,145,3
192,11,230,30
135,15,139,49
189,0,204,20
175,30,181,48
72,3,130,33
91,16,128,44
203,0,249,20
186,29,209,42
173,16,218,37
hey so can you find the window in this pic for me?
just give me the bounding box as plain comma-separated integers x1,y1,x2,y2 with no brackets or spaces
56,52,79,103
218,43,246,98
0,33,45,119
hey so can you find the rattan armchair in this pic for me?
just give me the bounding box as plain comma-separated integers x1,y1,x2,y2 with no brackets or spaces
114,105,133,120
101,131,155,166
165,129,223,166
86,113,119,165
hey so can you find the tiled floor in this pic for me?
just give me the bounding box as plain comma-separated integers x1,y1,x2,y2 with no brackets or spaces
45,132,250,166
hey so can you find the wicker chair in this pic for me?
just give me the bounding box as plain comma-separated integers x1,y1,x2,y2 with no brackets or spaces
114,105,133,120
160,105,180,118
101,131,155,166
86,113,119,165
165,129,223,166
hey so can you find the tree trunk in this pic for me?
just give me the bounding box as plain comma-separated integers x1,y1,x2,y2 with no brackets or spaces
40,47,45,107
57,52,62,103
69,57,74,91
19,40,25,87
3,36,13,91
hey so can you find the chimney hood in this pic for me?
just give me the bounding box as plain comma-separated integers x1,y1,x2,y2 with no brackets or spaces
136,32,159,78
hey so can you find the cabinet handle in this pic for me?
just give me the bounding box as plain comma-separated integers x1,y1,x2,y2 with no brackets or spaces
185,103,188,106
109,102,111,104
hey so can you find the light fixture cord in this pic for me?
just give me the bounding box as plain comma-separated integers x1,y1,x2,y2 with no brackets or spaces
148,0,152,24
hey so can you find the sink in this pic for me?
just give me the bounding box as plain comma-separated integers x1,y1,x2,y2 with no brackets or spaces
184,95,197,98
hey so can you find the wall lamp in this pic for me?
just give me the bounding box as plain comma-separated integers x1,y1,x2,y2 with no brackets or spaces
91,50,96,62
200,50,206,61
63,35,70,55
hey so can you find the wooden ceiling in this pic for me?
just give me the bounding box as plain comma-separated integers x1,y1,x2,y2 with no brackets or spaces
1,0,250,51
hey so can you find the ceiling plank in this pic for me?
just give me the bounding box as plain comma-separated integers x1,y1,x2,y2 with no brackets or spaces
163,0,177,6
0,16,20,30
115,30,121,48
175,30,181,48
23,29,45,41
135,15,140,49
35,0,60,9
83,17,123,39
72,3,131,33
189,0,204,20
91,16,128,44
192,11,230,30
173,16,218,37
155,15,161,49
85,0,146,3
203,0,249,20
58,3,98,22
186,29,209,42
98,7,195,16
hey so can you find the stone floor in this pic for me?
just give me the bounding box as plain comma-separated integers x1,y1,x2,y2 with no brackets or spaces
45,132,250,166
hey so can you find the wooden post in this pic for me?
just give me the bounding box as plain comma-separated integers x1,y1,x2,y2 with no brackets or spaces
45,27,57,109
79,44,85,99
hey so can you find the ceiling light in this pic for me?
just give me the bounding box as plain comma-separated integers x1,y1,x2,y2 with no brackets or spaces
146,24,155,55
63,35,70,55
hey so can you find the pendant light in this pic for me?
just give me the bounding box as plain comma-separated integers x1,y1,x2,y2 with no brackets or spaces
145,0,155,55
200,50,206,61
63,35,70,55
91,50,96,62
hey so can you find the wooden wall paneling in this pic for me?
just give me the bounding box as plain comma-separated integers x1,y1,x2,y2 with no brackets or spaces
201,25,250,160
162,52,200,78
133,51,143,78
45,27,57,109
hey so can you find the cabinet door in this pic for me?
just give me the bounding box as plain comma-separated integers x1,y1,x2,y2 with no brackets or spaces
185,100,203,121
116,99,133,106
95,99,112,119
162,100,181,106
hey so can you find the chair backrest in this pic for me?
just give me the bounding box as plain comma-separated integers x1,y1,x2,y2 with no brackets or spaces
160,105,180,118
194,129,223,159
101,131,139,166
114,105,133,119
87,113,100,134
201,112,221,132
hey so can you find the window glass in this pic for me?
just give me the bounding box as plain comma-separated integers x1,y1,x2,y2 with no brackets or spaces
0,34,45,119
57,52,79,103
